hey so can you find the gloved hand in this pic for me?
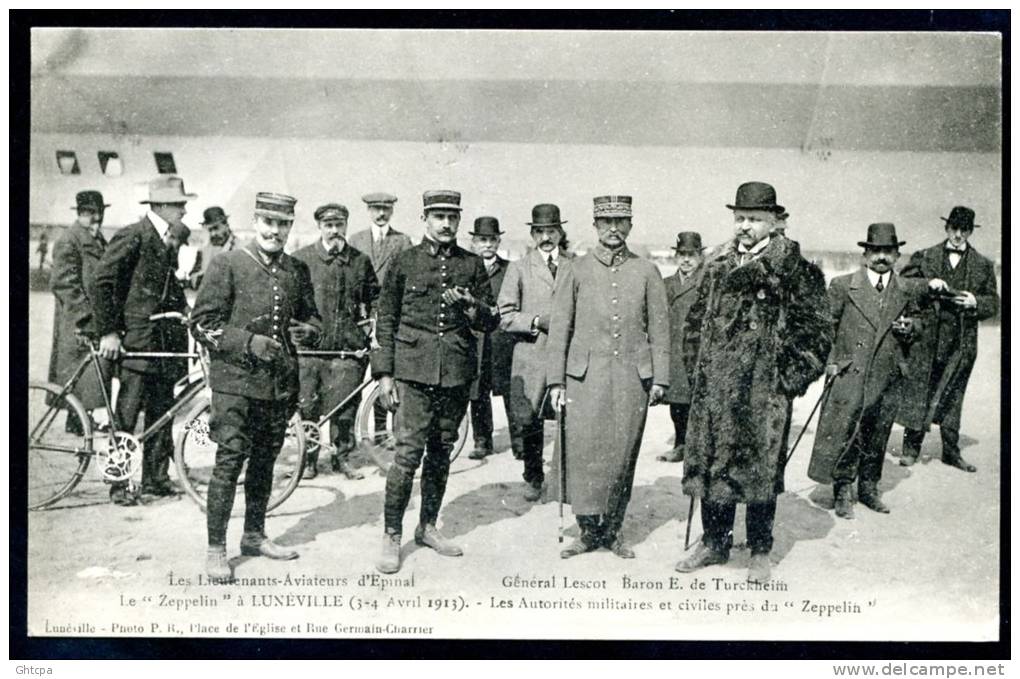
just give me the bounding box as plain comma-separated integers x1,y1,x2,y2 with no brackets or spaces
288,319,320,347
249,334,283,363
648,384,667,406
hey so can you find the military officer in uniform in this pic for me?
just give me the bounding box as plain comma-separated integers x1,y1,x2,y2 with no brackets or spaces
93,176,193,505
498,204,574,501
657,231,705,463
466,216,516,460
191,192,321,582
293,203,380,479
896,206,999,472
373,190,498,574
808,223,925,518
548,195,670,560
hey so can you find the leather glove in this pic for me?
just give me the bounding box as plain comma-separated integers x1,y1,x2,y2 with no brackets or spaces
288,319,319,347
249,334,283,363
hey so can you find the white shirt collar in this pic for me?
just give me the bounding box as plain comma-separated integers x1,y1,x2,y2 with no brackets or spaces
540,247,560,262
865,268,890,289
371,223,391,240
322,237,346,254
146,210,170,241
737,236,771,256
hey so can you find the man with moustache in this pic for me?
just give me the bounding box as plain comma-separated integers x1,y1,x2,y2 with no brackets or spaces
465,216,516,460
93,176,194,505
657,231,705,463
547,196,670,559
48,191,113,434
896,206,999,472
373,190,499,574
808,223,925,518
677,182,831,583
498,204,574,500
188,206,236,289
292,203,380,479
191,192,321,582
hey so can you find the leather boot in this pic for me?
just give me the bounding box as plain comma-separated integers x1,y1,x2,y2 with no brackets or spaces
656,446,685,463
833,482,855,519
302,452,318,480
605,535,635,559
858,482,890,513
674,542,729,572
334,457,365,480
206,546,232,583
942,455,977,473
240,533,299,560
414,524,463,557
376,531,402,574
747,553,772,584
523,481,543,502
561,516,599,559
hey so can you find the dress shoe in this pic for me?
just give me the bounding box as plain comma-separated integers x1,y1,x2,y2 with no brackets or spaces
747,553,772,584
656,446,685,463
205,546,233,583
674,542,729,573
559,535,597,559
109,484,138,507
334,458,365,480
606,536,635,559
942,455,977,473
141,479,182,497
833,482,854,519
468,447,491,460
376,531,402,574
240,533,299,560
301,464,318,480
414,524,463,557
899,454,918,467
858,483,890,514
523,481,543,502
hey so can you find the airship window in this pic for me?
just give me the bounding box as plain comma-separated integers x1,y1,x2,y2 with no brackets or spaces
98,151,123,176
56,151,80,175
154,152,177,174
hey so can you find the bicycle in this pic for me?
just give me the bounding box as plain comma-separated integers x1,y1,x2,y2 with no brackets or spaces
28,312,306,511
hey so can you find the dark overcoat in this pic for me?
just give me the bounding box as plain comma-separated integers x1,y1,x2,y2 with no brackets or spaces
371,239,498,387
190,241,322,402
47,223,108,407
807,269,926,484
682,237,832,505
92,216,189,378
470,256,515,399
895,242,999,432
546,245,670,515
662,268,702,404
348,228,414,286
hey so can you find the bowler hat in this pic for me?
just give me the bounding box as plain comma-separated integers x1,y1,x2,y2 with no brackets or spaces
470,216,503,237
941,206,980,230
139,176,197,204
527,204,567,227
422,190,462,212
254,192,297,221
673,231,704,252
314,203,349,221
72,190,110,212
362,192,398,206
857,223,906,249
593,195,633,219
201,206,229,225
726,181,784,214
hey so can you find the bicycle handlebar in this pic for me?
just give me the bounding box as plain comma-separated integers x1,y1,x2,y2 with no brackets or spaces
297,349,370,359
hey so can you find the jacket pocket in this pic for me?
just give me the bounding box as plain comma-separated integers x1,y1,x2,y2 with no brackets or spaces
635,344,653,380
566,347,589,379
394,332,419,347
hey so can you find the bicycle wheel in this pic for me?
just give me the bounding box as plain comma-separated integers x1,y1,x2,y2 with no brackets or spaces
355,381,469,473
173,396,306,514
28,381,93,510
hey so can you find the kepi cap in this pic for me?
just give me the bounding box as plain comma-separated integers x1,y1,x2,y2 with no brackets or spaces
423,190,462,212
254,192,298,221
593,195,633,219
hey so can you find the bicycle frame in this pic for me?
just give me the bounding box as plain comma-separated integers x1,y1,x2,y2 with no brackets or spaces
295,350,374,429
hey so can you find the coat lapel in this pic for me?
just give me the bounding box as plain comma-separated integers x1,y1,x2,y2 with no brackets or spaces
875,273,910,338
374,230,400,270
847,267,881,330
530,248,556,289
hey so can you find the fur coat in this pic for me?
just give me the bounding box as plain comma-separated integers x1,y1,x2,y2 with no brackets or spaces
682,236,832,504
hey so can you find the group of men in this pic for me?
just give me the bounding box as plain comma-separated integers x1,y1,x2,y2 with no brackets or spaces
46,174,998,585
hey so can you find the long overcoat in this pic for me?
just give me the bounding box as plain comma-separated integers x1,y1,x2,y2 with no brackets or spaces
47,223,109,408
895,242,999,432
546,245,669,515
807,269,926,484
662,268,702,405
93,216,189,379
682,237,832,505
498,248,575,419
470,256,514,399
348,228,414,286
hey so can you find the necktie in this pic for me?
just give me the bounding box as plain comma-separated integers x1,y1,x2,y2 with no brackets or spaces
875,276,884,293
547,255,557,279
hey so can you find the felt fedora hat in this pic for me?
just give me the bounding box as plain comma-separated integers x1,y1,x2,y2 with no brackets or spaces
139,176,197,204
857,222,906,248
673,231,704,252
72,190,110,211
201,206,229,225
941,206,980,229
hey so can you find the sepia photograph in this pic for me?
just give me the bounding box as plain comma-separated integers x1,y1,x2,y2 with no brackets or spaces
14,12,1006,658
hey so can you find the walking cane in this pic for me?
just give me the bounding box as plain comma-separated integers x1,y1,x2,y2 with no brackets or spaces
784,368,844,465
555,398,567,544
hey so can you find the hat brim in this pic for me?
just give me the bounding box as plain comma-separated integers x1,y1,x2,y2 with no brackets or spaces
594,212,632,219
468,230,504,236
527,221,568,227
673,246,705,253
423,204,463,211
71,204,111,210
140,195,197,205
940,217,980,228
726,203,785,213
201,217,229,225
858,240,907,248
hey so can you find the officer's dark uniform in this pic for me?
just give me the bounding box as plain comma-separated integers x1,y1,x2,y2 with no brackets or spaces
191,234,321,548
373,232,498,538
292,233,379,471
